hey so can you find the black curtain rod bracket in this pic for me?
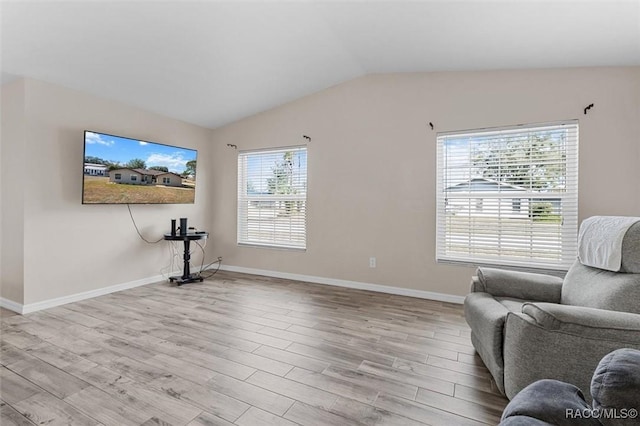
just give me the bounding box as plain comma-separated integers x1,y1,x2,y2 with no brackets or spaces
584,103,594,115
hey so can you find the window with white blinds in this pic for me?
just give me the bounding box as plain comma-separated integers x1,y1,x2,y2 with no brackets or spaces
238,146,307,249
436,121,579,270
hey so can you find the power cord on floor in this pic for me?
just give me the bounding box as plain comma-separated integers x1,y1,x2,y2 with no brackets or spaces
195,240,222,279
199,258,222,279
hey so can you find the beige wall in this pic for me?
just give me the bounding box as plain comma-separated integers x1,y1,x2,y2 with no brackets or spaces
0,79,26,303
211,67,640,297
2,67,638,308
2,78,213,305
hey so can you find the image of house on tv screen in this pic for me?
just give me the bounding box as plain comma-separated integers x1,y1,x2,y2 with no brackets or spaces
82,131,198,204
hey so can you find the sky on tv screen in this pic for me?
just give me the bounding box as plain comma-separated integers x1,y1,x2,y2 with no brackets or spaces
85,131,197,174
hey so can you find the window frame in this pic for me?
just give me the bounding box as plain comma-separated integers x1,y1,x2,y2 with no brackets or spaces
237,145,308,250
436,120,579,271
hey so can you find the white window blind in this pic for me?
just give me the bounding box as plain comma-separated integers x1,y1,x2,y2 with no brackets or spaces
436,121,579,270
238,146,307,249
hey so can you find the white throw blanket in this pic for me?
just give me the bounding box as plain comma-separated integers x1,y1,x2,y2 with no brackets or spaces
578,216,640,271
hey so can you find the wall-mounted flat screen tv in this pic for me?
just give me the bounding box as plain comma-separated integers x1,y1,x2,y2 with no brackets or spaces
82,130,198,204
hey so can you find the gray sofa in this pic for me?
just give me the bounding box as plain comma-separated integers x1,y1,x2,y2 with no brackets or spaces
464,220,640,400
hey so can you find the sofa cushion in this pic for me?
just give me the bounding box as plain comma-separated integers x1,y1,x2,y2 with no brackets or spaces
562,260,640,314
496,297,528,313
591,348,640,425
500,379,599,426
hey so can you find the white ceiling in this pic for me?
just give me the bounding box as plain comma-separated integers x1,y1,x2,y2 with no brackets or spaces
2,1,639,129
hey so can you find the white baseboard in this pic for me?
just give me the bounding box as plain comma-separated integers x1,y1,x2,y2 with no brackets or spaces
0,297,24,314
0,273,172,314
217,264,465,305
0,265,464,315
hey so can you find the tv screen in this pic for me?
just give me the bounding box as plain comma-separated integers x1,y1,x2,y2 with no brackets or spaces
82,130,198,204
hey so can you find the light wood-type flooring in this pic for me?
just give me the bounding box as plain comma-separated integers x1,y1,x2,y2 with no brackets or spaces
1,271,508,425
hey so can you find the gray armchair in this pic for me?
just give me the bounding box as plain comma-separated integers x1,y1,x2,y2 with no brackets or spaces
464,219,640,401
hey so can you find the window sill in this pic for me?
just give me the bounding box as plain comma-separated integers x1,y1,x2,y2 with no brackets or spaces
436,258,569,278
238,242,307,252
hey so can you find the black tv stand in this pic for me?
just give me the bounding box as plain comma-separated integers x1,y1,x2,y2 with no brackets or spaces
164,232,209,285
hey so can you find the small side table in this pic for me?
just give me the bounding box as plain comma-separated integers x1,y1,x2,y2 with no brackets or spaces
163,232,208,285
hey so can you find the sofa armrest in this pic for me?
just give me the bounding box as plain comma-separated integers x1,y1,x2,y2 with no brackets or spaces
503,306,640,400
522,303,640,343
471,267,563,303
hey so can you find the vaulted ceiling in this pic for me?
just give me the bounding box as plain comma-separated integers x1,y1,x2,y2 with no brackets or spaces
2,1,639,129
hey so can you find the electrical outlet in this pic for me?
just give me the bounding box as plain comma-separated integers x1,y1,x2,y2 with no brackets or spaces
369,257,376,268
